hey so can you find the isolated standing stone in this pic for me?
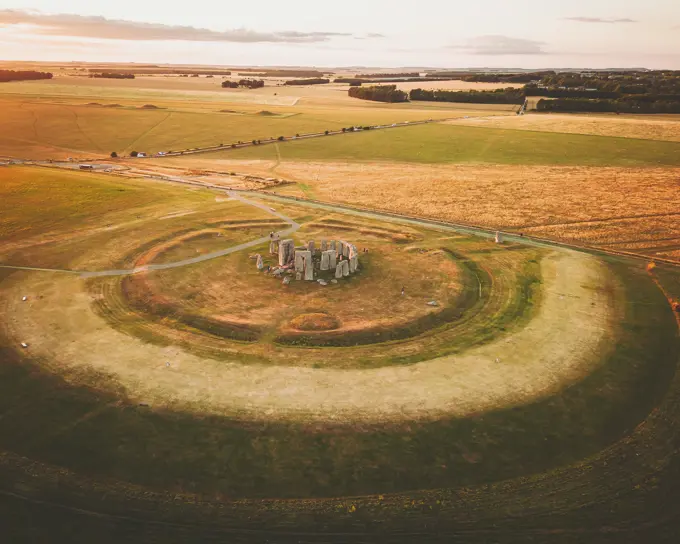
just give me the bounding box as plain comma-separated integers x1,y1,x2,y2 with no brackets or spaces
256,254,264,270
342,260,350,277
495,231,504,244
335,263,343,279
320,251,331,271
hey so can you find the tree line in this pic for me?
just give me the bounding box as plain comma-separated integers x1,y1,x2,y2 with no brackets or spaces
348,85,409,103
90,73,135,79
355,72,419,78
283,78,330,86
234,69,326,78
222,79,265,89
0,70,53,83
409,88,525,104
537,98,680,114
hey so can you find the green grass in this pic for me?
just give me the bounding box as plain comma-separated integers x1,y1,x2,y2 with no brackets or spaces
0,166,173,243
0,257,676,502
0,96,455,158
216,123,680,166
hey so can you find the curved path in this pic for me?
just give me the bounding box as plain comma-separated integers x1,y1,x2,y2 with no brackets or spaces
0,192,300,278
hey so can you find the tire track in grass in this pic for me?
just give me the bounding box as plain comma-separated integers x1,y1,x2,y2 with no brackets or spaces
123,111,173,155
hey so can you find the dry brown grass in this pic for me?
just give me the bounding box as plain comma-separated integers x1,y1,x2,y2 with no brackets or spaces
221,161,680,261
446,112,680,142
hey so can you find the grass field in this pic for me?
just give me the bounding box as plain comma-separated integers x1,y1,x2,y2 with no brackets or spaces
209,123,680,166
447,111,680,142
2,72,680,543
0,91,509,159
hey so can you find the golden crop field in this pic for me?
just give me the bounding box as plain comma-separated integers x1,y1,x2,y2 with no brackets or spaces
447,111,680,142
178,159,680,262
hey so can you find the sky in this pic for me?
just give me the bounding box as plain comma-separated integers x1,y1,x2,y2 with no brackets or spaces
0,0,679,69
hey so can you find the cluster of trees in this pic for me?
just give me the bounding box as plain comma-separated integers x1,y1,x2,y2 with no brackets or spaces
0,70,53,83
537,98,680,114
336,76,455,85
91,72,135,79
348,84,409,103
410,88,525,104
525,87,619,99
355,72,419,78
236,69,326,78
283,78,330,86
221,79,265,89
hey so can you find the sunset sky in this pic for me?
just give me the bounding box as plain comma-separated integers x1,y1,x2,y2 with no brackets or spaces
1,1,679,68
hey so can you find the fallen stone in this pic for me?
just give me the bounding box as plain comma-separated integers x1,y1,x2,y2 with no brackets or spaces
318,279,328,286
427,301,439,307
282,276,291,285
331,279,338,284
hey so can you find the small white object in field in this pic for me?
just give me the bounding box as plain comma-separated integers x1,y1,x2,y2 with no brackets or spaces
22,296,27,301
427,301,439,307
21,342,28,348
166,362,170,367
269,207,276,212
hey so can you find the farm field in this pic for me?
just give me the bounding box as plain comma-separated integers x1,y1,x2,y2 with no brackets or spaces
0,93,507,159
446,111,680,142
205,123,680,166
0,164,678,543
2,66,680,543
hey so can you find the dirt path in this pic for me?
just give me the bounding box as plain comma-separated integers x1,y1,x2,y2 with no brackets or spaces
1,250,615,423
0,191,299,278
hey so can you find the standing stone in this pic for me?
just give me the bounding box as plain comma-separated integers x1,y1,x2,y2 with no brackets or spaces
349,255,357,274
343,243,350,259
342,260,350,277
337,241,344,257
328,249,337,269
335,263,343,279
307,240,315,254
349,245,358,258
294,250,305,272
320,251,331,271
269,240,279,254
256,254,264,270
330,240,337,251
278,239,294,266
321,239,328,252
495,231,504,244
301,250,314,281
